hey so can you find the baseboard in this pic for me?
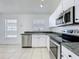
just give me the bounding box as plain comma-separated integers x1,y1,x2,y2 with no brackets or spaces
0,44,20,46
22,46,47,48
22,46,32,48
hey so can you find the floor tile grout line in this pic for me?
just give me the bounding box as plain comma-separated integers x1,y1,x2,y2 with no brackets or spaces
41,48,43,59
31,48,35,59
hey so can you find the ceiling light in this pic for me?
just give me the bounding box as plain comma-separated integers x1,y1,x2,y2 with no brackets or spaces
40,4,44,8
41,0,44,1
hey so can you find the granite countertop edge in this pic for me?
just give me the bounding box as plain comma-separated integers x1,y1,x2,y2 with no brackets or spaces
21,31,79,37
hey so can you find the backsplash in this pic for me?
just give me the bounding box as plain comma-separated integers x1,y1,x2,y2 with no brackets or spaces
49,25,79,34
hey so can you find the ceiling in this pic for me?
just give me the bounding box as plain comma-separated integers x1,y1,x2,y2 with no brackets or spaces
0,0,60,14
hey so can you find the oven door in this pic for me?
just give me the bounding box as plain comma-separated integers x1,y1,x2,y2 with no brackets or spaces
50,40,58,58
50,39,60,59
64,6,75,25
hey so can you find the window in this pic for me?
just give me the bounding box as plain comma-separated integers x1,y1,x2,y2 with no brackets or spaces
6,35,17,38
7,19,17,23
5,19,17,38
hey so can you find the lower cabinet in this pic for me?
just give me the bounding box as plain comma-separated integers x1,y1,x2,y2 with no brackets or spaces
32,34,49,47
62,53,68,59
62,46,79,59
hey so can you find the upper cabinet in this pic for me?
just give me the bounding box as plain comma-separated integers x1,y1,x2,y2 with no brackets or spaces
62,0,75,11
49,14,56,27
75,0,79,23
56,1,63,18
49,1,63,27
49,0,79,27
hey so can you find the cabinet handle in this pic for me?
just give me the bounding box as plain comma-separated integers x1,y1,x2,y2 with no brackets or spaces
61,55,63,57
76,19,79,20
68,55,72,57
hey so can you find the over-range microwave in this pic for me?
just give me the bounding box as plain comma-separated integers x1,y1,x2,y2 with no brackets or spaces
63,6,75,25
56,6,75,26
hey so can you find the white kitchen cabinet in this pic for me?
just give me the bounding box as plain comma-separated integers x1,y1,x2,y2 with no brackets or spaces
75,0,79,22
62,0,75,11
62,46,69,59
56,1,63,18
32,35,39,47
49,14,56,27
49,1,63,27
32,34,48,47
62,46,79,59
62,53,68,59
49,0,76,27
72,52,79,59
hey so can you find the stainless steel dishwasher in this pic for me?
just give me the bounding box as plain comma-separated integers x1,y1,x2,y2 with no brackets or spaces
22,34,32,48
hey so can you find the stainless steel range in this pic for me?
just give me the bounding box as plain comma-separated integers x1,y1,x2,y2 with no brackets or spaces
49,34,61,59
49,32,79,59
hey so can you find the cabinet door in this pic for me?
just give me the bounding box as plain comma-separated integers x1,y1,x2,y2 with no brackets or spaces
62,46,72,59
62,46,79,59
75,0,79,22
66,50,79,59
62,53,68,59
38,35,47,47
49,1,63,27
56,1,63,17
67,48,79,59
32,35,40,47
62,0,75,11
72,53,79,59
49,14,56,27
32,34,47,47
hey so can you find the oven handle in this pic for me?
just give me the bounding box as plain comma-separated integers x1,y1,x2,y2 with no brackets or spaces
50,39,60,46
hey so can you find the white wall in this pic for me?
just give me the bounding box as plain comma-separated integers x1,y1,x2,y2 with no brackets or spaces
0,13,50,44
0,14,5,44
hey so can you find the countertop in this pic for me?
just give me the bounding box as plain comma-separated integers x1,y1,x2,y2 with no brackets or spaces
21,31,79,37
62,43,79,56
21,31,79,42
21,31,53,35
21,31,79,56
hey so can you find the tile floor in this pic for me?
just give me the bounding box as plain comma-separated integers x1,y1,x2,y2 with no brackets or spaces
0,45,52,59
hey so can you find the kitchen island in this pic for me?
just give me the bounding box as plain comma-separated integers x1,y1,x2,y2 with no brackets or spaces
21,31,53,48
